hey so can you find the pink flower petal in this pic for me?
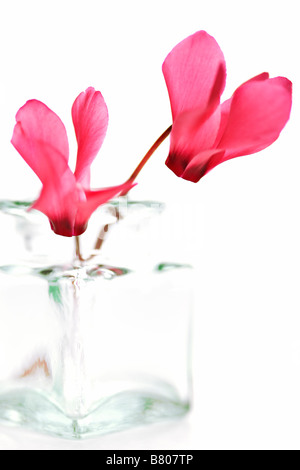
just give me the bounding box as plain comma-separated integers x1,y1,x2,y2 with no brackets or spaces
166,106,221,177
180,149,225,182
75,182,136,235
11,100,69,185
11,99,81,236
218,77,292,160
72,87,108,187
32,169,80,237
214,73,270,148
162,31,226,120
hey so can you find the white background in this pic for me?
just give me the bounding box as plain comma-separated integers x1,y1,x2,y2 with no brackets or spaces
0,0,299,450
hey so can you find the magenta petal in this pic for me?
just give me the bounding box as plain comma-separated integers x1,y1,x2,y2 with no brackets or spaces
162,31,226,120
218,77,292,160
11,100,69,185
166,106,221,177
75,182,136,235
11,99,80,237
32,169,80,237
214,73,270,147
180,149,225,182
72,87,108,187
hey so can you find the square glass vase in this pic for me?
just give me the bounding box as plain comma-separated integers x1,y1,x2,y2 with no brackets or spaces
0,198,193,439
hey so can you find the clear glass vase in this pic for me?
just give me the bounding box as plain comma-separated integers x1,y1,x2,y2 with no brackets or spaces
0,198,193,439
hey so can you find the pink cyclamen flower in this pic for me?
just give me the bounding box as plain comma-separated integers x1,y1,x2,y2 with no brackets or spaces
12,88,134,237
163,31,292,182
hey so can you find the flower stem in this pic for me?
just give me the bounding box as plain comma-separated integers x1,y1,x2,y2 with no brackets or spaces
53,272,90,418
92,125,172,253
120,124,172,195
75,236,84,262
93,208,120,252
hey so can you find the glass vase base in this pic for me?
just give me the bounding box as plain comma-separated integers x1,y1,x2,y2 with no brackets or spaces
0,388,190,440
0,200,193,441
